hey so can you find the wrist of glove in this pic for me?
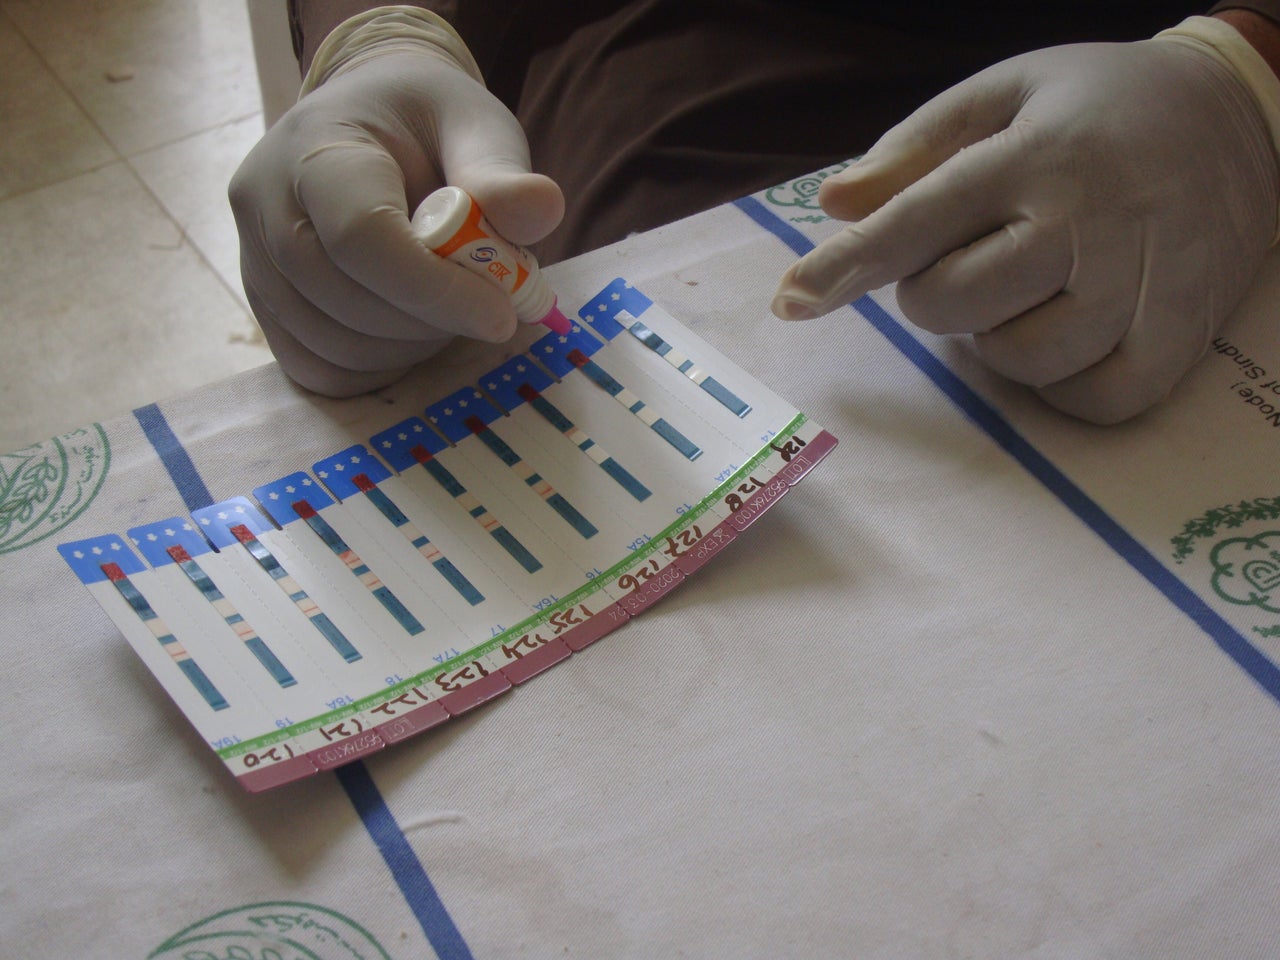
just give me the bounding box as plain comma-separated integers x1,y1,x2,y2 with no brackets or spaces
299,5,484,94
772,16,1280,424
1158,14,1280,233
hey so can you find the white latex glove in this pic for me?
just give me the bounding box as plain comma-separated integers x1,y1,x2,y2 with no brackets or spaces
229,7,564,396
772,16,1280,423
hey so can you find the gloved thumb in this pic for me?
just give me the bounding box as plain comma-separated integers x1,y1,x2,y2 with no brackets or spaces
432,81,565,247
461,169,565,248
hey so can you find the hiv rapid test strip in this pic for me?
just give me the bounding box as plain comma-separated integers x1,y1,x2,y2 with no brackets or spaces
369,416,632,668
190,497,433,771
478,355,726,596
425,385,702,622
374,413,600,610
424,387,629,584
58,532,321,789
61,277,838,790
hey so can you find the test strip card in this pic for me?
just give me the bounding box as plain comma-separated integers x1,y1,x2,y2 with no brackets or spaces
62,276,837,790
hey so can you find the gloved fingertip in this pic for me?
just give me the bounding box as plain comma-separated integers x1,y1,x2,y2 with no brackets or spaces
819,167,896,221
472,310,520,344
771,259,840,321
770,294,820,322
465,170,565,246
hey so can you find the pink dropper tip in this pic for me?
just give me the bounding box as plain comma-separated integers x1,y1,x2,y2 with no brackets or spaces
540,304,573,335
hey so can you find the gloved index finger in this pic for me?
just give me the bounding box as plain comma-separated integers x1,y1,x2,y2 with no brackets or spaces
773,119,1033,322
293,137,515,340
820,59,1028,222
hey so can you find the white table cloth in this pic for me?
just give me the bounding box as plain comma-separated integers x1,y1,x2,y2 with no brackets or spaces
3,168,1278,958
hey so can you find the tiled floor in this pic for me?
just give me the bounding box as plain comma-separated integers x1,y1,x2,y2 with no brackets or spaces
0,0,277,454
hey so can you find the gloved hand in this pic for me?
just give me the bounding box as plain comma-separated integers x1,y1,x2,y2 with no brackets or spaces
772,16,1280,423
229,7,564,396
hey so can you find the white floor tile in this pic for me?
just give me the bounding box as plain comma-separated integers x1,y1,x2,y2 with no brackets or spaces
0,10,116,198
2,0,260,157
130,112,266,311
0,162,272,453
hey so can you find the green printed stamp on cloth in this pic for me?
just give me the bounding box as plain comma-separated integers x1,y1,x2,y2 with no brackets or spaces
763,161,853,223
1172,496,1280,639
149,901,394,960
0,425,109,554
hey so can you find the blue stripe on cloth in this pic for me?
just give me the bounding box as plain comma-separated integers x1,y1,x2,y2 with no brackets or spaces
733,193,1280,706
133,403,215,512
337,763,475,960
134,400,474,956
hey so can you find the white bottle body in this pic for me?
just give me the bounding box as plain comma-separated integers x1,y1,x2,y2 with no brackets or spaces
412,186,558,325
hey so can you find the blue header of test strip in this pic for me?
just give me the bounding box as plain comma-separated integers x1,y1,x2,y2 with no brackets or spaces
128,517,214,567
313,444,391,500
530,326,605,377
369,417,449,472
479,356,554,412
191,496,275,548
425,386,503,444
253,471,335,527
577,278,653,341
58,534,147,584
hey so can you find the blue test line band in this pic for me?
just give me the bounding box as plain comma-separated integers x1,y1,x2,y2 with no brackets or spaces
102,561,230,712
464,416,600,540
231,523,363,664
167,544,297,688
352,474,486,607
